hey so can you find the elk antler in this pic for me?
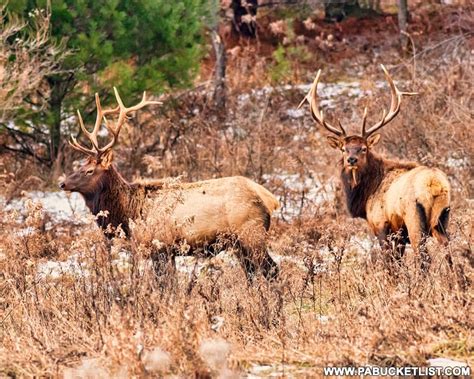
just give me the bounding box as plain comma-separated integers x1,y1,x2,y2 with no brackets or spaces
298,69,346,137
362,64,417,137
69,88,162,157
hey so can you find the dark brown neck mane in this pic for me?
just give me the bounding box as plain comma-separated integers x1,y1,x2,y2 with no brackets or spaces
341,152,385,219
82,166,153,237
341,151,418,218
340,152,418,219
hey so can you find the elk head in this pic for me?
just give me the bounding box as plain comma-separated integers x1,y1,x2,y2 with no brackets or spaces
298,65,416,187
59,89,161,195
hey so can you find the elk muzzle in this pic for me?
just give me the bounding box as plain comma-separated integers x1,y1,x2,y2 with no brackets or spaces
347,157,358,166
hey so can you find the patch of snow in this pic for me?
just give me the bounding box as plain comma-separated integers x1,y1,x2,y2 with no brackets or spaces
175,250,239,277
112,249,134,274
445,156,470,169
37,253,89,280
3,191,88,224
286,108,306,119
348,235,376,255
15,226,37,237
264,172,336,219
175,256,208,276
318,315,330,323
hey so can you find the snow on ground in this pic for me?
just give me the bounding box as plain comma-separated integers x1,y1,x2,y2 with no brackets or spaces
1,183,375,282
264,172,336,219
37,253,90,280
2,191,88,224
238,80,376,111
445,155,470,169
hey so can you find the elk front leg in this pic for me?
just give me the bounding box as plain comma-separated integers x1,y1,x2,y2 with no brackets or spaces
150,246,176,278
391,226,408,263
260,249,279,280
235,242,258,282
375,224,406,269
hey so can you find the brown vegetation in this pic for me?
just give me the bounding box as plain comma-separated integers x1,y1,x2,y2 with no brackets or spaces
0,3,472,377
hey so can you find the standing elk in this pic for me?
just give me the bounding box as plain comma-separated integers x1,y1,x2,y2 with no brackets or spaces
59,89,280,281
299,65,451,271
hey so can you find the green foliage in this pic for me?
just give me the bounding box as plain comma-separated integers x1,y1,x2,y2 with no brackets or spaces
268,3,313,22
3,0,210,164
31,0,207,97
269,44,311,84
269,45,291,84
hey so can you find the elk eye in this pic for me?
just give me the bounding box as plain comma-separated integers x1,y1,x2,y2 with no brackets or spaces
85,168,94,175
361,147,367,153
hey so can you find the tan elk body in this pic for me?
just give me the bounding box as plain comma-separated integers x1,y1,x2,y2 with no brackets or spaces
299,65,451,269
60,89,279,280
146,176,279,246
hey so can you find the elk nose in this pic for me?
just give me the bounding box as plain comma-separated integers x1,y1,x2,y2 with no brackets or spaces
347,157,358,165
59,182,65,190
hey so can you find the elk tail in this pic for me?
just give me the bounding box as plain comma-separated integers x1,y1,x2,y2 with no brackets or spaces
249,181,280,213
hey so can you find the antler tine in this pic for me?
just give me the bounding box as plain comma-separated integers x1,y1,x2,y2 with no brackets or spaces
360,106,368,136
363,64,417,137
299,70,346,136
69,88,161,156
72,92,121,155
68,135,96,156
99,87,162,153
113,87,162,113
76,109,99,151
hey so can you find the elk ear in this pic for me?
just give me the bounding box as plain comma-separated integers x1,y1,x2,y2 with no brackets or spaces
326,136,342,150
366,133,381,147
99,150,114,169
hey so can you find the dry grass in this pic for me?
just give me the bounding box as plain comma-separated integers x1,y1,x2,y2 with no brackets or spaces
1,5,473,377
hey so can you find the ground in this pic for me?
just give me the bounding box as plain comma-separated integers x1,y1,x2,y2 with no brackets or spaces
0,2,473,377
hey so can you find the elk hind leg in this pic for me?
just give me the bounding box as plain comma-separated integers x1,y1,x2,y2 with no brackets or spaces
432,206,450,245
392,226,408,263
235,237,279,282
411,201,431,272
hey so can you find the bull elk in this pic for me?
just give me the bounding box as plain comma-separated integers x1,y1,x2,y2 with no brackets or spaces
299,65,451,270
59,89,280,280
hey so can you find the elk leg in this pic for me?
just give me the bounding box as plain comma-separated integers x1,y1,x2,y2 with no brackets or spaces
376,225,394,266
392,226,408,263
235,240,279,282
376,224,407,270
235,242,258,282
260,249,279,281
409,202,431,272
151,246,176,278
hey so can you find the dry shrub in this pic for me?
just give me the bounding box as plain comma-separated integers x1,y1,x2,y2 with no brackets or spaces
0,200,472,376
0,5,473,377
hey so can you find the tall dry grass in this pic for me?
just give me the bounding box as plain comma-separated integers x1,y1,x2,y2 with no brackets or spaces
1,6,473,377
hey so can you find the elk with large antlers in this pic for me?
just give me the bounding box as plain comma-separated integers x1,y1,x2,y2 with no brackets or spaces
299,65,451,270
60,89,280,281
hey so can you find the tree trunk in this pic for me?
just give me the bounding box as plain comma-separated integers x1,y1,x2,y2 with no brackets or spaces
49,82,62,163
47,76,70,167
212,30,226,110
398,0,409,49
